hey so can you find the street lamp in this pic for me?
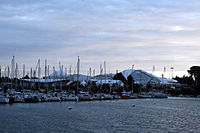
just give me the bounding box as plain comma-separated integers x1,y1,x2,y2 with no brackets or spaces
132,65,134,70
170,67,174,79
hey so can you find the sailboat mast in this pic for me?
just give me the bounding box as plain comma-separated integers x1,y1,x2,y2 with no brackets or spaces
53,66,56,89
23,64,25,78
11,56,15,89
22,64,25,90
53,66,55,79
61,65,63,79
48,65,50,78
7,66,10,79
58,62,63,90
38,59,41,90
65,67,67,80
69,65,72,81
152,65,155,74
93,69,95,77
45,60,47,78
30,67,33,78
104,61,106,85
89,67,91,81
38,59,41,79
0,66,1,78
15,63,18,89
30,67,33,89
100,64,102,92
76,56,80,93
59,61,61,78
0,66,1,88
11,56,15,79
45,59,48,91
77,56,80,81
4,67,6,89
163,66,166,78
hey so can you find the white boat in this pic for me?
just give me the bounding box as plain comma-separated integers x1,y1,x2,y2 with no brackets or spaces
137,93,151,98
129,93,137,99
78,93,93,101
113,92,121,99
48,96,61,102
0,95,10,104
92,93,104,100
103,94,114,100
151,92,168,98
40,95,48,102
121,92,131,99
24,94,40,103
14,95,24,103
114,94,121,99
65,94,76,101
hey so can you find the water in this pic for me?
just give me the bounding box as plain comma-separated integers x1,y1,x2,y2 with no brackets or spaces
0,97,200,133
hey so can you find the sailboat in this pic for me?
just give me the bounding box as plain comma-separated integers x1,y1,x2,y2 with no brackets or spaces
92,64,104,100
102,61,113,100
74,56,80,102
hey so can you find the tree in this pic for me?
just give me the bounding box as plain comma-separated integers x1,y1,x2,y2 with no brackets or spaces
22,75,30,79
127,75,134,91
188,66,200,85
113,73,127,84
174,75,194,85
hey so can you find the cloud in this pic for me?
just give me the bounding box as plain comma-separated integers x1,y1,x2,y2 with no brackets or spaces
0,0,200,77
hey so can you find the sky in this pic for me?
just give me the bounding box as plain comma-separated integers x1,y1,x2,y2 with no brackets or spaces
0,0,200,78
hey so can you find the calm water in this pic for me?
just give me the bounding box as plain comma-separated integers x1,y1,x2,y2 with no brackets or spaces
0,97,200,133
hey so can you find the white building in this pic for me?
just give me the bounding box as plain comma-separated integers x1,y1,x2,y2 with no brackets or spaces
121,69,178,86
96,79,124,87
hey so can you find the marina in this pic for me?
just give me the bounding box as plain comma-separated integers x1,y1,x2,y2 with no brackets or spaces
0,56,198,105
0,90,168,104
0,56,173,105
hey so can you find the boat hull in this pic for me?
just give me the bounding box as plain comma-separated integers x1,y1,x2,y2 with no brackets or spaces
0,98,10,104
24,98,39,103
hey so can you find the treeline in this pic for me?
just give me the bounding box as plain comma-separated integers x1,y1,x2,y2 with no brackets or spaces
173,66,200,96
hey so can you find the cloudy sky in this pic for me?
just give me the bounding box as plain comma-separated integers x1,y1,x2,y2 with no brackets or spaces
1,0,200,77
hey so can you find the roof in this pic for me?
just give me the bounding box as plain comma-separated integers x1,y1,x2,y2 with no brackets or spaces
96,79,124,86
121,69,135,80
21,79,67,83
120,69,178,85
49,71,67,79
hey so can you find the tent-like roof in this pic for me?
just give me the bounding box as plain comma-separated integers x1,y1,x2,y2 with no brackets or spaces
121,69,178,85
22,78,67,83
49,71,67,79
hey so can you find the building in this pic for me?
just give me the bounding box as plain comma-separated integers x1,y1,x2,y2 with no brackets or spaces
119,69,178,87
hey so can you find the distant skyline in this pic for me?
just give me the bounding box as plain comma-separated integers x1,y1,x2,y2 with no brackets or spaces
0,0,200,77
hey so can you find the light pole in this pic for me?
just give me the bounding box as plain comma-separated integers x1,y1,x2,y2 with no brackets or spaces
171,67,174,79
132,65,134,70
